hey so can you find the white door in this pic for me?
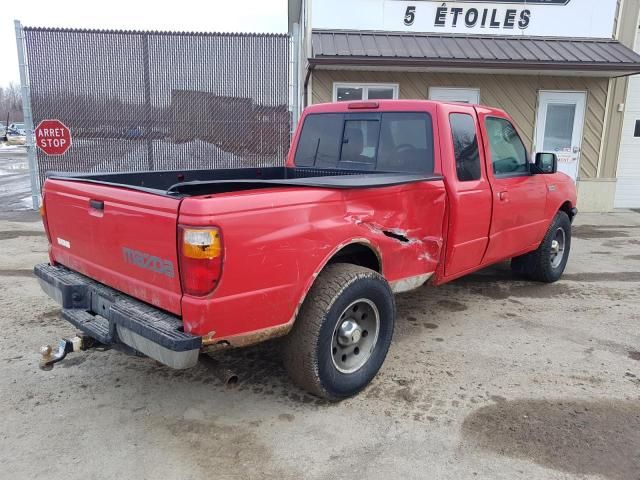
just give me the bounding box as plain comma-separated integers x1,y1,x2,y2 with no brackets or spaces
429,87,480,104
534,91,587,182
614,35,640,208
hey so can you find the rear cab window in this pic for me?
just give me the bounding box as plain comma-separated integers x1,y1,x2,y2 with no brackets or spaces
294,112,435,174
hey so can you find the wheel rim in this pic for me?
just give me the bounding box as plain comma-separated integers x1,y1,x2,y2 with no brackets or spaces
550,227,566,269
331,298,380,374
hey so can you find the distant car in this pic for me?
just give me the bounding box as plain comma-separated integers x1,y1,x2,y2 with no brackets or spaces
6,123,26,145
124,126,144,138
8,123,26,135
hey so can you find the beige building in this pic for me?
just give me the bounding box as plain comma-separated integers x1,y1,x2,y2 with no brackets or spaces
288,0,640,212
615,31,640,208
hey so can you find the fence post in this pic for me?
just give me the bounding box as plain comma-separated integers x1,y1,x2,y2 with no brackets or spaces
289,24,299,135
14,19,40,211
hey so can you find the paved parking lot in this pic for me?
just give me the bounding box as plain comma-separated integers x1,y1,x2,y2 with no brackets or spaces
0,156,638,479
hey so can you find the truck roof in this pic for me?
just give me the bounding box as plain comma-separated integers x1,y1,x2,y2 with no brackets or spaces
304,99,506,116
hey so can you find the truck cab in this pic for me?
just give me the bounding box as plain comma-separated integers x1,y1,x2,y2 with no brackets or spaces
436,102,575,281
290,100,576,284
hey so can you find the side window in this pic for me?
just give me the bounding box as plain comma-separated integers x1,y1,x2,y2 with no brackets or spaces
449,113,481,181
339,120,380,169
293,114,343,168
485,117,529,176
377,113,434,173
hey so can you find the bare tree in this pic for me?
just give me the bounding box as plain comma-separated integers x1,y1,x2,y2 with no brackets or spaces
0,83,24,126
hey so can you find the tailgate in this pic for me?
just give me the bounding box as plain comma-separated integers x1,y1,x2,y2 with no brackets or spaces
43,179,183,315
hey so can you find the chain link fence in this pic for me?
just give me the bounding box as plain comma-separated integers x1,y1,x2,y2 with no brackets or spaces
23,27,290,188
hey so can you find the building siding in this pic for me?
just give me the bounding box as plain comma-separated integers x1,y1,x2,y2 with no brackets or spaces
312,70,608,179
616,0,639,47
600,0,640,179
613,0,621,38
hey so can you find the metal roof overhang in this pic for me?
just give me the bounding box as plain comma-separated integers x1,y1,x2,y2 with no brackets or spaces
310,30,640,78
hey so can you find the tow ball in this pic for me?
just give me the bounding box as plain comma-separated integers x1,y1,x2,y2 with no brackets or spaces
39,335,96,370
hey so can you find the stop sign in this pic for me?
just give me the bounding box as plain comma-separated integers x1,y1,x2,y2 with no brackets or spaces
35,119,72,156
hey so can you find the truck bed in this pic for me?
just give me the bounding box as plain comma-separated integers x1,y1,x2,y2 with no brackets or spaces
47,167,439,196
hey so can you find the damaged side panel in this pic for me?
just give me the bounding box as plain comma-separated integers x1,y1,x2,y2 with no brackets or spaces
343,182,446,283
178,180,447,342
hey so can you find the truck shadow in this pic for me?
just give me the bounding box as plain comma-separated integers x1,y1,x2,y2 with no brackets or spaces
194,263,521,405
116,260,634,408
193,262,596,405
202,340,329,405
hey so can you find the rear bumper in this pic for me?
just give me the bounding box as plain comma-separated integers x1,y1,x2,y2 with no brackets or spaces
34,263,201,369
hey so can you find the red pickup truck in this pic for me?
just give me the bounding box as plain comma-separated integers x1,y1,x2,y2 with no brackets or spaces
35,100,576,400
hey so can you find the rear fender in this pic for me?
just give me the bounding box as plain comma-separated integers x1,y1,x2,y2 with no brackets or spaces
201,238,381,352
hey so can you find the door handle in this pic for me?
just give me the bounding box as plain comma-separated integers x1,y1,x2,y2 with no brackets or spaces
89,199,104,210
498,191,508,201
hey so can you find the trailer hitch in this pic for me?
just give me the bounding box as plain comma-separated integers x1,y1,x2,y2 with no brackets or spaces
39,334,96,370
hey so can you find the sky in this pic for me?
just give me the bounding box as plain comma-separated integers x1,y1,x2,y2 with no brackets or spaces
0,0,288,87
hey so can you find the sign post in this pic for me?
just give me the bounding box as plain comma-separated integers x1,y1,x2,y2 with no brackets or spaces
35,120,72,156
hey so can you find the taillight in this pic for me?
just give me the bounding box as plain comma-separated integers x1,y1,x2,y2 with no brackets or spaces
178,226,223,296
40,195,52,243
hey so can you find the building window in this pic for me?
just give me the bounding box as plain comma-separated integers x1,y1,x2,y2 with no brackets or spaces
429,87,480,104
333,83,399,102
542,104,576,151
634,120,640,137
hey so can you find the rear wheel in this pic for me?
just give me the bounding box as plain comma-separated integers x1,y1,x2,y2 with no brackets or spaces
511,211,571,283
282,263,395,401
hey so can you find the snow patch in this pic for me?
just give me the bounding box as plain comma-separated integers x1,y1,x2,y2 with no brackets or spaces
0,143,25,151
19,196,36,210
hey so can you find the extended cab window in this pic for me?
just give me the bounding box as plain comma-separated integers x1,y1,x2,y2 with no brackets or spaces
449,113,481,181
294,112,434,174
485,117,529,176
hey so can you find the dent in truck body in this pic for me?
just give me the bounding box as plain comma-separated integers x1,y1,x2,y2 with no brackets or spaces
178,180,447,340
199,242,435,350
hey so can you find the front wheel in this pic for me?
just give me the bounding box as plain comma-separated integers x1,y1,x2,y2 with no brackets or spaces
281,263,395,401
511,211,572,283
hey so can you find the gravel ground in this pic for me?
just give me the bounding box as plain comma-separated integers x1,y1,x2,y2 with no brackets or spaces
0,165,638,479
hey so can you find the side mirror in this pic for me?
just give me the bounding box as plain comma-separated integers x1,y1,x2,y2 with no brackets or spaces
534,152,557,174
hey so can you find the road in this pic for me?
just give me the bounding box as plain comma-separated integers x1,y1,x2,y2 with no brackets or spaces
0,158,638,479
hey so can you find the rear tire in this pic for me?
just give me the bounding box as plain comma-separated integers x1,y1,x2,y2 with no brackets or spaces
511,211,571,283
282,263,395,401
